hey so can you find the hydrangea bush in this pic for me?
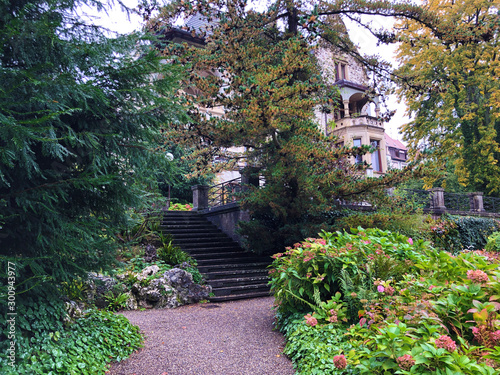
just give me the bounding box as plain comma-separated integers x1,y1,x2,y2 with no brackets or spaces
271,228,500,374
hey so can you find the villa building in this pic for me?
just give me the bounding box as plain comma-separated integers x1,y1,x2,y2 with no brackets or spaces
162,14,407,180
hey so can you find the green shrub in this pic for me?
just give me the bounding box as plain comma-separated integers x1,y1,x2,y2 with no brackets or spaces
269,227,426,320
168,203,192,211
282,318,355,375
336,212,432,241
270,229,500,373
0,292,142,374
485,231,500,252
157,233,194,266
429,214,499,253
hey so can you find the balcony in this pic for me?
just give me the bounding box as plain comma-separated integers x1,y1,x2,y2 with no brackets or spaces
335,115,383,129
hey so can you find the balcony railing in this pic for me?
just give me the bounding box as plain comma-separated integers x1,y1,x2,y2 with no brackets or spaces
335,115,383,129
208,177,242,208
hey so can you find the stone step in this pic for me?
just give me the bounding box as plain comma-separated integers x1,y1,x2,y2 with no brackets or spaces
196,256,271,266
209,290,272,302
211,283,270,297
163,230,227,238
187,246,246,255
187,251,249,260
162,211,272,302
174,241,237,250
204,268,270,280
197,261,271,274
208,275,269,288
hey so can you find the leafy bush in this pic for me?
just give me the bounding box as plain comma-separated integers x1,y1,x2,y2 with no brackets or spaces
269,227,425,320
336,212,432,241
271,228,500,374
429,214,499,253
0,292,142,374
280,314,355,374
157,233,194,266
484,231,500,252
169,203,192,211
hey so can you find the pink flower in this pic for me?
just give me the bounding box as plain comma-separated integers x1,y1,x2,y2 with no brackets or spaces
377,285,385,293
397,354,415,370
408,238,413,245
333,355,347,369
363,240,371,244
467,269,489,284
304,314,318,327
384,285,395,296
328,310,338,323
435,335,457,352
490,330,500,344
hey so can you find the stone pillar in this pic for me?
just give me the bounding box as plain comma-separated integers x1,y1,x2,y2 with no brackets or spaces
241,167,260,190
343,100,350,118
191,185,209,211
429,188,446,212
468,192,485,212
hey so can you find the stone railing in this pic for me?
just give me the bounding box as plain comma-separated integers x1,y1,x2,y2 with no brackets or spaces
336,115,383,129
404,188,500,217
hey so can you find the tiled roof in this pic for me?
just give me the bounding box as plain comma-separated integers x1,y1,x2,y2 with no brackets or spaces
185,13,217,34
384,133,407,150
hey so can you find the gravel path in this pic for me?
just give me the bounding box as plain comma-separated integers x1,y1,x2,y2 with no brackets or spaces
108,297,295,375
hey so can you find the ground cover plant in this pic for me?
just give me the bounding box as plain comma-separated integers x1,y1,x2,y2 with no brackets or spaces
270,228,500,374
0,291,143,374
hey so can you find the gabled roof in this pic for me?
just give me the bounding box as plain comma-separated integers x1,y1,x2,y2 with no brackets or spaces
384,133,407,150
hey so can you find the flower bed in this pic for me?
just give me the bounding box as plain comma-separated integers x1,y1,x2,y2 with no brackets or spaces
270,227,500,374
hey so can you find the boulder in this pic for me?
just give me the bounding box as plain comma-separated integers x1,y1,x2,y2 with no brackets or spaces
137,265,160,281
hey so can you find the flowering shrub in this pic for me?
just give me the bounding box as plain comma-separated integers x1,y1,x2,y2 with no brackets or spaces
169,203,192,211
271,228,500,374
270,227,425,319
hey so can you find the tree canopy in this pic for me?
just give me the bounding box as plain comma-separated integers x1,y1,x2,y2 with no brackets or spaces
0,0,186,291
148,0,430,252
395,0,500,194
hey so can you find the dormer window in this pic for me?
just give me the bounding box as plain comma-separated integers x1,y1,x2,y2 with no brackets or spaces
335,62,347,81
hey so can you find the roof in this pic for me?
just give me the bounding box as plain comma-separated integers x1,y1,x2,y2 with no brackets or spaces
185,13,215,33
384,133,407,150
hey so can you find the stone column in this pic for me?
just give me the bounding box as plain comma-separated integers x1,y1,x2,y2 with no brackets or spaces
468,192,485,212
343,100,350,118
241,167,260,190
429,188,446,212
191,185,209,211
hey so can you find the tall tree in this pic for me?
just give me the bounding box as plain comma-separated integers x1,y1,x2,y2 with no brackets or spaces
0,0,186,291
395,0,500,194
148,0,429,252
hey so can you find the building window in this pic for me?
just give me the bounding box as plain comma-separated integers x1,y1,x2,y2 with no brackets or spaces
335,62,347,81
353,138,362,164
370,140,382,172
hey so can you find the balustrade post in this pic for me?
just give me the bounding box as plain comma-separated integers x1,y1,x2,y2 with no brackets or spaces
241,167,260,190
191,185,209,211
429,188,446,213
468,192,485,212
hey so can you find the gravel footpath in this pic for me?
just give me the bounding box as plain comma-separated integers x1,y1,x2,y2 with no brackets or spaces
108,296,295,375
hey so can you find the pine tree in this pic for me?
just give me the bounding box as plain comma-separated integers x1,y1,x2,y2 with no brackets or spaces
0,0,186,291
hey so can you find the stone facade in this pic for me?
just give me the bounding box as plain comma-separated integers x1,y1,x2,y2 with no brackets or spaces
315,44,406,176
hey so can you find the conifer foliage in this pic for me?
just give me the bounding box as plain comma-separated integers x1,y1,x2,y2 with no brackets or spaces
0,0,184,291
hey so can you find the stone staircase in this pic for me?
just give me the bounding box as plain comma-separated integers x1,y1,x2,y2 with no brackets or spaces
160,211,272,302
